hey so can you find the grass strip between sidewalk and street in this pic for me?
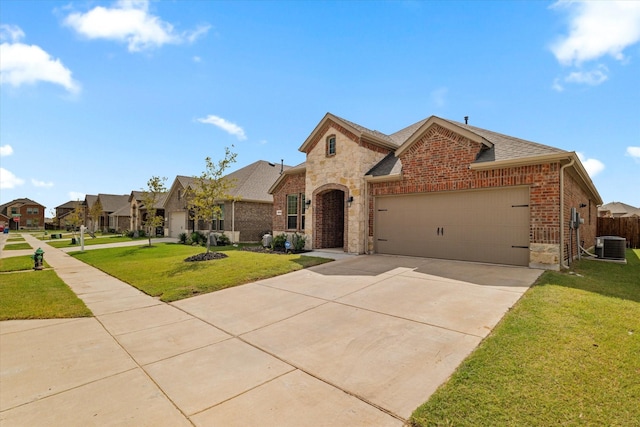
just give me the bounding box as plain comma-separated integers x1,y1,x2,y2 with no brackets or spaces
410,249,640,427
0,256,50,272
2,242,32,251
0,270,92,320
71,243,331,302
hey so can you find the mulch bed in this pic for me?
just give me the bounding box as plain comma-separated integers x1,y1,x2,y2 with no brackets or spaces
184,252,229,262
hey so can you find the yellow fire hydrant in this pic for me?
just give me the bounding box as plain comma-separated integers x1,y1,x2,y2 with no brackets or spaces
33,248,44,271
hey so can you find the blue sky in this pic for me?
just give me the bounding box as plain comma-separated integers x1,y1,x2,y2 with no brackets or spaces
1,0,639,215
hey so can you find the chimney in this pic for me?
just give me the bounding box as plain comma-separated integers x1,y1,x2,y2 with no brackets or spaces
464,116,469,125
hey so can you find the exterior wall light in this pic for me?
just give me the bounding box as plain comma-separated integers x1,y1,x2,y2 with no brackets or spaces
347,196,354,208
305,199,311,209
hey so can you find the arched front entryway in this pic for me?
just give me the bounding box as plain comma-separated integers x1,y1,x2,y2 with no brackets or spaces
313,184,349,250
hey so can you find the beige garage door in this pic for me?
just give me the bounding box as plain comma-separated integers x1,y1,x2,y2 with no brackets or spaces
375,187,530,266
169,211,186,238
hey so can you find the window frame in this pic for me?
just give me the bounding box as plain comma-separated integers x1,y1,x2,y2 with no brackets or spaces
286,194,298,230
326,135,336,157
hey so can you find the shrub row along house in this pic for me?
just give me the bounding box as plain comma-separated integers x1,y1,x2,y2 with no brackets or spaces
54,160,290,243
269,113,602,270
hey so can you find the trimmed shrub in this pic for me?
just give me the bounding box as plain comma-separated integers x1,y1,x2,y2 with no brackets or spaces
217,233,230,246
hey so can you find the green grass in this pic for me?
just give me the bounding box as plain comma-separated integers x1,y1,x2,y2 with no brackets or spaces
72,243,332,302
0,256,50,272
0,270,92,320
6,237,25,242
2,242,32,250
47,235,146,248
410,249,640,427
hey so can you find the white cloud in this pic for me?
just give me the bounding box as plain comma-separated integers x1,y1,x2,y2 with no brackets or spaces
0,24,25,42
564,65,608,86
551,1,640,66
626,146,640,162
197,115,247,141
64,0,210,52
0,25,80,93
552,78,564,92
68,191,86,201
31,178,54,188
0,167,25,189
577,152,605,177
0,144,14,157
550,1,640,89
193,56,202,63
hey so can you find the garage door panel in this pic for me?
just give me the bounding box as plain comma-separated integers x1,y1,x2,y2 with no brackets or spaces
374,188,530,266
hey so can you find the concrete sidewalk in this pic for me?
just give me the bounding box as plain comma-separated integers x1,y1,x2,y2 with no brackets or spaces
1,233,542,426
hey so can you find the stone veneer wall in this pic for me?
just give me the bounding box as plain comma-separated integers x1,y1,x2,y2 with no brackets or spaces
368,123,565,269
303,121,390,253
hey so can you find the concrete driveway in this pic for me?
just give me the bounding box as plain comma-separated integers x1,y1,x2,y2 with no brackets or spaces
1,236,542,426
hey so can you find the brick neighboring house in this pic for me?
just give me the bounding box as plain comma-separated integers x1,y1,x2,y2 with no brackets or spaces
0,198,45,230
269,113,602,270
165,160,291,242
54,200,80,229
129,191,168,235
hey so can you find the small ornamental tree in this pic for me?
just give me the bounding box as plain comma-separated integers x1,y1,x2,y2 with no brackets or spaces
66,200,83,237
141,176,168,247
186,147,237,253
89,198,102,233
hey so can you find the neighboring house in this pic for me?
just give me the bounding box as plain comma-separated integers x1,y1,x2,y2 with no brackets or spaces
269,113,602,270
54,200,79,229
129,191,168,235
0,212,11,230
91,194,130,232
164,160,291,242
598,202,640,218
0,198,45,230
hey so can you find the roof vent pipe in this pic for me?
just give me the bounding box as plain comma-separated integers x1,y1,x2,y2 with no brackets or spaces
464,116,469,125
280,159,284,174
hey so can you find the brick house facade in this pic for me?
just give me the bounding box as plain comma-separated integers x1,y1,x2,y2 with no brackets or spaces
269,113,602,270
0,198,45,230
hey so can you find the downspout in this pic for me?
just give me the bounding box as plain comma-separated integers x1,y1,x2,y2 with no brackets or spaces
560,158,575,269
363,176,369,254
231,200,236,243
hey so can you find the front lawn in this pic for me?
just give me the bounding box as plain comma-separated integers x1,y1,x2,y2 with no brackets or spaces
0,270,92,320
410,249,640,426
72,243,332,302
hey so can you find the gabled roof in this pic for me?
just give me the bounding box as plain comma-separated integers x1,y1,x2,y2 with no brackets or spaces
172,160,293,204
224,160,292,202
310,113,600,204
85,195,98,208
110,203,131,217
130,191,168,209
96,194,130,213
55,200,78,210
0,198,45,214
598,202,640,217
268,162,307,194
299,113,399,153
